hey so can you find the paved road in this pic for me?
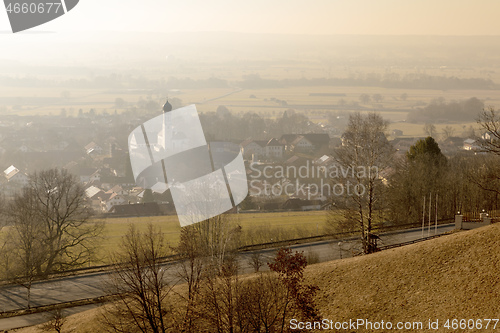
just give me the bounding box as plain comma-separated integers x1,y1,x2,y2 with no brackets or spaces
0,223,457,330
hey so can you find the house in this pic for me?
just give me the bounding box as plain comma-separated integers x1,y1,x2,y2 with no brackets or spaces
241,138,284,160
392,129,403,137
463,138,480,151
105,193,127,211
264,138,284,159
302,133,330,151
282,198,323,211
481,131,495,142
75,167,99,183
109,202,162,217
85,185,106,212
85,185,105,199
108,185,127,196
89,170,101,182
391,137,420,153
3,165,29,186
313,155,334,167
290,136,314,153
85,142,103,155
240,139,265,159
279,133,330,152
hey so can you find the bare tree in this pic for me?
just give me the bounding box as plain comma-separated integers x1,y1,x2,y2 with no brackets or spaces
173,225,206,333
248,251,265,273
195,262,241,333
442,126,455,140
102,224,175,333
42,309,66,333
238,272,289,332
4,168,103,277
193,214,241,270
332,112,393,253
423,123,437,138
478,106,500,154
2,191,45,308
359,93,371,104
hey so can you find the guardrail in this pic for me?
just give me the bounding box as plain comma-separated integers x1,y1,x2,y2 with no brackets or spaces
237,219,454,252
0,295,115,319
378,233,446,251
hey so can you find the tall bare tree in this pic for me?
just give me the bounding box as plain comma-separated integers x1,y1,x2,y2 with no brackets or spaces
442,125,455,140
423,123,437,138
102,224,175,333
331,112,393,253
4,168,103,277
2,191,45,308
173,225,206,333
193,214,241,270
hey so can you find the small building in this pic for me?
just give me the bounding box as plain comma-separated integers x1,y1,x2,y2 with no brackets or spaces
109,202,163,217
241,138,284,160
282,198,323,211
241,139,265,160
105,193,127,212
85,142,103,155
4,165,29,186
463,138,480,151
280,133,330,152
392,129,403,137
265,138,284,159
481,131,495,142
290,136,314,153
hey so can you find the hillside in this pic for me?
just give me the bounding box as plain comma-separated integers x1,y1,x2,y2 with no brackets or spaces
14,223,500,333
307,223,500,332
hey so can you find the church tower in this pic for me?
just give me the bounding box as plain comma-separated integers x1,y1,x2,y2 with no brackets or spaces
158,99,172,150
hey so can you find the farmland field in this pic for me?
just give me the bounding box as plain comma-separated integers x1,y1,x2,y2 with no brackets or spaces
96,210,329,264
1,83,493,139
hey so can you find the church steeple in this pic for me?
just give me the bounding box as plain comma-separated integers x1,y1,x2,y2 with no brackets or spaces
163,99,172,113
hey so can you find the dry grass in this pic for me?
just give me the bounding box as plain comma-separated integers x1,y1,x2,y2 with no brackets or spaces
13,223,500,333
307,223,500,332
94,211,328,264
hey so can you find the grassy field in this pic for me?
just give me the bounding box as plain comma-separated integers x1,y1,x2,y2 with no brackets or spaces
96,210,328,263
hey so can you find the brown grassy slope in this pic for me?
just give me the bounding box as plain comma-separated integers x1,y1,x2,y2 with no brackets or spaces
14,224,500,333
307,223,500,332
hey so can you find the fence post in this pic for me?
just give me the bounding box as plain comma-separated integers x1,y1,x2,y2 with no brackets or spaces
455,214,463,230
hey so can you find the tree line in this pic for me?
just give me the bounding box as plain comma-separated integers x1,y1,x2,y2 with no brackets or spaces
328,109,500,254
407,97,485,123
1,72,494,91
200,107,320,141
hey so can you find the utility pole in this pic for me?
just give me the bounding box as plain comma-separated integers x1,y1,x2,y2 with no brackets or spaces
435,193,438,234
422,196,426,238
428,192,431,236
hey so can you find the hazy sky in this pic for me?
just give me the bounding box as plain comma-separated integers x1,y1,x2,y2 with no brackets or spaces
1,0,500,35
